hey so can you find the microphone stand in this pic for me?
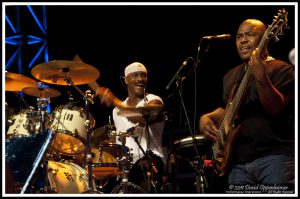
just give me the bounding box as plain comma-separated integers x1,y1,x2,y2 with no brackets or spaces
192,39,212,193
175,79,208,193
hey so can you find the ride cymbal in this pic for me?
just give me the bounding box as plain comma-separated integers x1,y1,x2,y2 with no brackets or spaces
22,87,61,98
31,60,100,85
5,72,38,91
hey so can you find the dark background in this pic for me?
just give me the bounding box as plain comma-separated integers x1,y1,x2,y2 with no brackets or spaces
5,4,296,145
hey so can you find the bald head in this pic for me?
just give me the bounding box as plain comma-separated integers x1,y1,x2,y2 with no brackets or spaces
239,19,266,33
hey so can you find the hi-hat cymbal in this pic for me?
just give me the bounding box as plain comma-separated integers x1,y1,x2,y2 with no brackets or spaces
22,87,61,98
31,60,100,85
117,105,163,118
5,72,38,91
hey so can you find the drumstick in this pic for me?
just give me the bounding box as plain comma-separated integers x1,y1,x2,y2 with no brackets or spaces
88,81,123,108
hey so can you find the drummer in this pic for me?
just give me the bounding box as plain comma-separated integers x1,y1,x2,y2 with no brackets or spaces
95,62,167,193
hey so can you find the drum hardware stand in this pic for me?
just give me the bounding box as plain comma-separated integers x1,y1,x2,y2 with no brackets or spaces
64,76,98,193
141,89,161,193
37,97,48,133
20,129,55,194
36,93,54,193
126,113,159,193
111,134,145,194
24,106,37,134
83,89,99,193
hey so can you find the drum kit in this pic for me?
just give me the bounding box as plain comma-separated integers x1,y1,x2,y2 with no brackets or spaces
4,60,163,194
5,60,212,194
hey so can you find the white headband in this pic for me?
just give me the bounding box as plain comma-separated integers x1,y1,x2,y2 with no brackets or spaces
124,62,147,77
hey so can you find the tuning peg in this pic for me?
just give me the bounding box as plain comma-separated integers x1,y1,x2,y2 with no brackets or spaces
284,23,290,29
274,36,280,42
278,29,285,36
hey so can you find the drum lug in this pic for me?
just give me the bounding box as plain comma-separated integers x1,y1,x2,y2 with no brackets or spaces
48,167,58,175
7,119,13,125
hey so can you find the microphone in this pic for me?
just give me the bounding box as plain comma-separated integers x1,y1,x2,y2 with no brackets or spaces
202,34,231,40
165,57,192,90
118,123,140,137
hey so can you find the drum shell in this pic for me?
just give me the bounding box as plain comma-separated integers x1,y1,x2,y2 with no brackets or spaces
48,160,94,193
91,143,129,179
173,135,212,193
6,109,50,139
50,105,95,155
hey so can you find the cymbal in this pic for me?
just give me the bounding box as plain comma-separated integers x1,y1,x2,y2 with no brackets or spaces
5,72,37,91
117,105,163,118
22,87,61,98
31,60,100,85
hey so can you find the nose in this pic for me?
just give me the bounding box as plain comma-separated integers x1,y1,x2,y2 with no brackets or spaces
240,35,248,44
136,74,143,81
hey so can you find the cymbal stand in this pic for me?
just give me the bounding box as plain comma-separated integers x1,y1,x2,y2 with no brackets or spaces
36,93,52,193
144,113,155,193
132,113,159,193
24,106,38,134
64,77,96,193
111,134,144,193
20,95,53,193
37,96,48,133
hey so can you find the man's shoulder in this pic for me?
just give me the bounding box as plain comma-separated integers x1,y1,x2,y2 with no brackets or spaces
112,99,127,113
267,59,294,74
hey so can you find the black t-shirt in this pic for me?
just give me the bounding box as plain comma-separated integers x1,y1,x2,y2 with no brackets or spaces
222,59,295,163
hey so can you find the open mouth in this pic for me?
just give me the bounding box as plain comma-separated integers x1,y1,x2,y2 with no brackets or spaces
135,83,145,89
240,46,252,54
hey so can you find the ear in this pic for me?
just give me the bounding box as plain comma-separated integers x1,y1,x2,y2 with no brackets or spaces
124,76,128,84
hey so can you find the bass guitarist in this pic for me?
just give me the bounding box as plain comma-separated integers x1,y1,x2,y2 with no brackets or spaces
199,17,295,193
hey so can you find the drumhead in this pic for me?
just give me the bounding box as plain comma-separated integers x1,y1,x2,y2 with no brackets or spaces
174,135,212,149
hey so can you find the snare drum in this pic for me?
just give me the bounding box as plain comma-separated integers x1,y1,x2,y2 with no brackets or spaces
91,143,129,179
50,104,95,155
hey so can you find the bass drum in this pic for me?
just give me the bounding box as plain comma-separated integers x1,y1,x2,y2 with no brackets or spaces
47,160,95,194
